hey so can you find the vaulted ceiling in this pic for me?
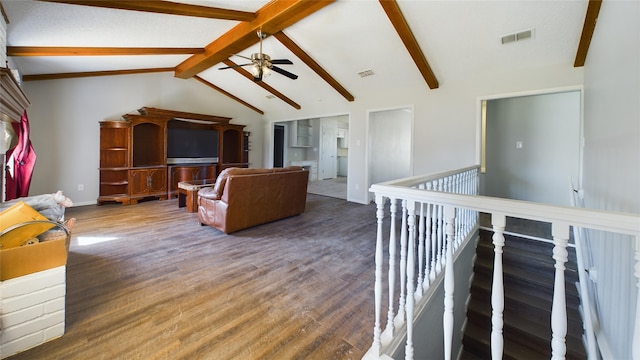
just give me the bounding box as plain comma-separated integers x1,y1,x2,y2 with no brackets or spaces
2,0,599,115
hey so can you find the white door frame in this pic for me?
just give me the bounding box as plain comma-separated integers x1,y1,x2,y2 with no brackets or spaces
476,85,585,193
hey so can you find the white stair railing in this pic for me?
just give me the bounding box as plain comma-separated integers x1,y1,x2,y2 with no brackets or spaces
364,166,640,360
364,166,480,360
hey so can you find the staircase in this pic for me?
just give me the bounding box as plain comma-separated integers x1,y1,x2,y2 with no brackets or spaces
461,228,587,359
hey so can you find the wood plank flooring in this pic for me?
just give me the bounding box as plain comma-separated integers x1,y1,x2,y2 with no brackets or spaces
7,194,384,360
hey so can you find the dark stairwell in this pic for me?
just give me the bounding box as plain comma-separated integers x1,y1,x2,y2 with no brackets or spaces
461,218,587,359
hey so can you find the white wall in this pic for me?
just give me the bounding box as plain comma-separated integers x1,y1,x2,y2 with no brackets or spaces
21,72,264,205
1,9,6,66
581,1,640,359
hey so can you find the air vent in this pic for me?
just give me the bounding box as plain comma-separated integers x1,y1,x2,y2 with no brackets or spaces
501,28,534,44
266,94,275,99
358,69,375,78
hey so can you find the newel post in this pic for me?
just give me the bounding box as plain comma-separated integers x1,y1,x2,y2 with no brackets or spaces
443,205,456,360
372,194,386,356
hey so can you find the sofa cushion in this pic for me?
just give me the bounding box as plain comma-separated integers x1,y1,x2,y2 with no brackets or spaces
211,166,304,198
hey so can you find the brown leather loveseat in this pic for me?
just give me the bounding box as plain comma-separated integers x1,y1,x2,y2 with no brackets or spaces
197,166,309,234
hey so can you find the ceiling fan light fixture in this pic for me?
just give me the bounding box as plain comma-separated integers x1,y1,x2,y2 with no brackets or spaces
262,65,272,78
250,63,261,77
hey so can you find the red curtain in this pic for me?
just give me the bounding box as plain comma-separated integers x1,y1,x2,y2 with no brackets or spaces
5,111,36,200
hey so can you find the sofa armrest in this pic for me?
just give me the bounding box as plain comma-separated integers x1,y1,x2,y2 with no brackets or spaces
198,187,220,201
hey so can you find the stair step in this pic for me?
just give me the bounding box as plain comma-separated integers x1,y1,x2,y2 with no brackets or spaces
463,227,587,360
464,306,587,360
478,229,577,261
470,277,581,314
473,256,581,300
476,234,579,274
462,321,552,360
466,295,585,343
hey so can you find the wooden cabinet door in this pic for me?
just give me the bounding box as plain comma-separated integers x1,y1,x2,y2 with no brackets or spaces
200,165,217,180
129,169,149,196
130,168,166,196
148,168,167,194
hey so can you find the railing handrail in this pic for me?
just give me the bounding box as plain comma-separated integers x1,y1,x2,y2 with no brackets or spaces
369,184,640,236
375,165,481,188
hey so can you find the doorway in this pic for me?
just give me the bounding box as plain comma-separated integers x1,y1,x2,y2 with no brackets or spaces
319,118,337,180
273,125,284,168
481,90,582,206
368,107,413,200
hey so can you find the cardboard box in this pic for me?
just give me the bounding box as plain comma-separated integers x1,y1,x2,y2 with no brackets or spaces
1,201,68,281
1,201,54,249
0,237,68,281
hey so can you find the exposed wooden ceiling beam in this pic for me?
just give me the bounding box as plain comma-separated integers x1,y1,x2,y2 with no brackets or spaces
175,0,335,79
1,3,9,25
8,47,204,56
22,67,174,81
273,31,354,102
37,0,256,21
379,0,439,89
223,59,300,110
194,76,264,115
574,0,602,67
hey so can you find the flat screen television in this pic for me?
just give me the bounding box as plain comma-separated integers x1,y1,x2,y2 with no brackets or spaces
167,127,219,164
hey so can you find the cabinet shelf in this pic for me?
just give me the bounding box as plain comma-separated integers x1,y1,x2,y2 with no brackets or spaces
100,180,128,186
290,119,313,148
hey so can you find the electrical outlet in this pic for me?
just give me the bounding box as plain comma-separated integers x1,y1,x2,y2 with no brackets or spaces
77,184,84,191
516,141,523,149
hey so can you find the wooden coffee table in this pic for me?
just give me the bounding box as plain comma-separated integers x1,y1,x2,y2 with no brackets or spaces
178,179,216,213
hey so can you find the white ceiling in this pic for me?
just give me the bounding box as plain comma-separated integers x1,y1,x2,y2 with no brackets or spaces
3,0,588,115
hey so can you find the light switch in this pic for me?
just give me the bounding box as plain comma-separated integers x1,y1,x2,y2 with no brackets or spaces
516,141,523,149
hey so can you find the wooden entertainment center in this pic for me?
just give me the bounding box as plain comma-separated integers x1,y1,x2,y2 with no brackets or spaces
98,107,248,205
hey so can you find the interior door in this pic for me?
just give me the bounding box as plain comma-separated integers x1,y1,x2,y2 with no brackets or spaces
319,119,337,180
273,125,284,168
368,107,412,187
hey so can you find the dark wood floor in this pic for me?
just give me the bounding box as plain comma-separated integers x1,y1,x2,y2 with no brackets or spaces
8,194,383,360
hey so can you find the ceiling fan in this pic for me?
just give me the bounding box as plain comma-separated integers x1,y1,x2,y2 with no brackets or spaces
219,30,298,82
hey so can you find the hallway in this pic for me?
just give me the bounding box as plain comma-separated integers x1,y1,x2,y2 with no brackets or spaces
306,176,347,200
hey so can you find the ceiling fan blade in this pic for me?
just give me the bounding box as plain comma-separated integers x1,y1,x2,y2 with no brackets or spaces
271,66,298,80
271,59,293,65
219,63,252,70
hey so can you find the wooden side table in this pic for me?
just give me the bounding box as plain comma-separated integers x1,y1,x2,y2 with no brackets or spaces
178,179,216,213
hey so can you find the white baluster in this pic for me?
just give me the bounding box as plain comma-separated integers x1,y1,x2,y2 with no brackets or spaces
551,222,570,360
633,236,640,360
416,200,425,298
396,199,408,328
437,179,444,272
372,194,386,356
405,201,417,360
427,181,437,283
423,201,432,291
443,205,456,360
384,198,398,341
491,213,506,360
